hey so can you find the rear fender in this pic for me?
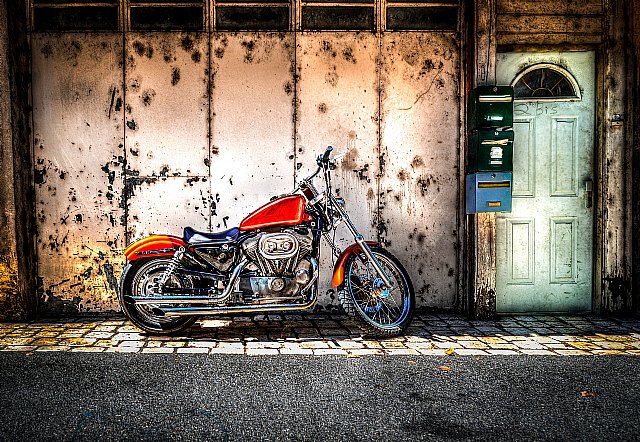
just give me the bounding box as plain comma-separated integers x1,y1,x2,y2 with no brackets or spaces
331,241,379,288
124,235,186,261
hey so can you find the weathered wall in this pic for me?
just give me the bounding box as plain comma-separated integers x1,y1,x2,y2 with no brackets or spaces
466,0,498,319
0,0,36,321
32,29,463,313
599,0,634,313
496,0,603,46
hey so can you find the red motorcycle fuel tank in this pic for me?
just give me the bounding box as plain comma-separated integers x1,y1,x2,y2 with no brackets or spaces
239,195,307,231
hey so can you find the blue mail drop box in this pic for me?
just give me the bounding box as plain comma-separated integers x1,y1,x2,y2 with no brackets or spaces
466,172,512,214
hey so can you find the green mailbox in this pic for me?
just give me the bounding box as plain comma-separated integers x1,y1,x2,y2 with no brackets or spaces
468,86,514,130
468,128,514,172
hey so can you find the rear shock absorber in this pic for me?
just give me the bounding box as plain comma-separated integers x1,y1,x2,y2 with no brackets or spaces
157,247,185,292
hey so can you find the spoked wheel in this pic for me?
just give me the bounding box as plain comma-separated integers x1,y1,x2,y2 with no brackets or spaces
118,258,197,335
338,247,415,337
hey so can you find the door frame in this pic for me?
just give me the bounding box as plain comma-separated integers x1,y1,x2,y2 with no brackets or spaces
465,7,635,317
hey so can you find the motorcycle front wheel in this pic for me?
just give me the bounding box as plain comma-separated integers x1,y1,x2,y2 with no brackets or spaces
118,258,197,335
338,247,415,337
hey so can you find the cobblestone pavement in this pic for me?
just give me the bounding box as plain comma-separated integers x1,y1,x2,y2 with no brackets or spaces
1,313,639,356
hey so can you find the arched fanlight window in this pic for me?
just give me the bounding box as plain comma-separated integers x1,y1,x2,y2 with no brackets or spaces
511,63,581,101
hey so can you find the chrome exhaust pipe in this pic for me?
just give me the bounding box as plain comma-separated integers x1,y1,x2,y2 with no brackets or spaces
154,290,318,317
124,295,213,305
155,258,319,317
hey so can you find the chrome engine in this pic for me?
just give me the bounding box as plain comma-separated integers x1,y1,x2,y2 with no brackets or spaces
242,230,313,276
240,230,313,302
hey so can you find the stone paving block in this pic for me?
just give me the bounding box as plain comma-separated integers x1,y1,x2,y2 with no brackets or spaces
70,347,105,353
119,340,144,348
568,342,602,351
520,350,558,356
513,341,548,350
279,346,313,355
95,339,120,347
453,349,488,356
381,341,407,349
111,333,145,341
177,347,210,354
300,341,331,349
95,326,117,332
58,332,87,339
84,332,115,339
433,341,462,349
247,348,279,356
246,341,282,350
312,349,348,356
334,340,366,349
117,325,142,333
592,350,627,356
31,338,60,347
208,346,244,355
142,347,175,354
478,337,508,345
187,340,218,348
593,341,632,350
405,342,435,350
405,335,431,343
0,337,35,346
555,349,591,356
417,349,447,356
487,349,519,355
104,347,140,353
3,345,37,352
35,346,70,352
460,341,489,350
161,342,187,348
383,348,420,356
58,338,97,347
345,348,384,356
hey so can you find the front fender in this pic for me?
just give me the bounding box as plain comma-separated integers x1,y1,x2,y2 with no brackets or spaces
123,235,186,261
331,241,379,288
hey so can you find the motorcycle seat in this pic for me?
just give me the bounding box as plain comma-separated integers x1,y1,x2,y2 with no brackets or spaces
184,226,240,244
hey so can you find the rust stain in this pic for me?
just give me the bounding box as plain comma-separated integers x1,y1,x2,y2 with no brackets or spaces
411,156,425,169
171,67,181,86
141,89,156,106
341,148,359,169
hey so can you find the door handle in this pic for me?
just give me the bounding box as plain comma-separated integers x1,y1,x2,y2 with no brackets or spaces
584,179,593,209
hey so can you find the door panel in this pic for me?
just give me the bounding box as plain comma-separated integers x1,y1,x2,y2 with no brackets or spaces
32,34,125,312
496,51,594,313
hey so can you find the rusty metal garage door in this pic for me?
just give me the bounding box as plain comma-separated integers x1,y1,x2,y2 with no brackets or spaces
30,0,462,313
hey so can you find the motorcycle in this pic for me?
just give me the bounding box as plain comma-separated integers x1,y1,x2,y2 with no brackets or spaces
118,146,415,337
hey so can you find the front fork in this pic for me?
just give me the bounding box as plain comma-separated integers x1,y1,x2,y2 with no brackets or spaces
328,194,395,289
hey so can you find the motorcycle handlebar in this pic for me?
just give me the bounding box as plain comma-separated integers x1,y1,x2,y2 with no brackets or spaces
322,145,333,163
317,146,333,166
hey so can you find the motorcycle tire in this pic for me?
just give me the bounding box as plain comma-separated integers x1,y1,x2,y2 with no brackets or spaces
118,258,197,335
338,246,415,337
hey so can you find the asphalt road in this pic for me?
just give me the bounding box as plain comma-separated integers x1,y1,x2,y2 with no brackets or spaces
0,353,638,441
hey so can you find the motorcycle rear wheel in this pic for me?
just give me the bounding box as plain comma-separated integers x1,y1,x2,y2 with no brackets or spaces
119,258,197,335
338,247,415,337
